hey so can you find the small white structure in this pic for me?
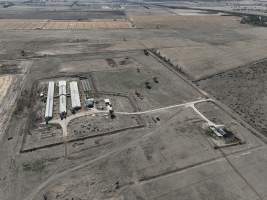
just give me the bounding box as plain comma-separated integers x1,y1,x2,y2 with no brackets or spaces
107,105,113,112
107,104,115,118
70,81,81,110
104,99,111,105
209,125,226,137
45,81,54,122
58,81,67,118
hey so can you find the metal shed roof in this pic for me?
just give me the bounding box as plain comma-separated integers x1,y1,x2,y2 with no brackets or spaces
70,81,81,109
59,81,66,114
81,79,91,92
45,81,54,120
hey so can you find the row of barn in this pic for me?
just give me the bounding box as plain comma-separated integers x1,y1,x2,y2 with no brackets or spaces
45,80,81,122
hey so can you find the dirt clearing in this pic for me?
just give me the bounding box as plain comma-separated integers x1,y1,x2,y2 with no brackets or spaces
198,59,267,137
0,20,131,30
0,75,13,103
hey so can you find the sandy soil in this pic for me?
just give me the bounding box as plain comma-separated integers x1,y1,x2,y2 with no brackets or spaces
130,15,240,29
0,20,131,30
0,75,13,103
0,6,267,200
0,75,16,137
198,59,267,137
158,39,267,80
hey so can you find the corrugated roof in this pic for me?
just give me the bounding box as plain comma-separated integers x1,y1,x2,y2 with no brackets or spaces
70,81,81,109
45,81,54,119
59,81,66,114
81,79,91,92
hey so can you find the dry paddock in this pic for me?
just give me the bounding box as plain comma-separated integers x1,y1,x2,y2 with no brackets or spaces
0,20,131,30
130,15,241,29
0,75,13,103
0,75,15,136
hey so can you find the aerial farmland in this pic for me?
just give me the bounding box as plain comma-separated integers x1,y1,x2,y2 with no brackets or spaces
0,1,267,200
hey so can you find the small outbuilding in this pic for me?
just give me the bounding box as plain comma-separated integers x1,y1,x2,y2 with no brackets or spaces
104,99,111,106
85,98,94,108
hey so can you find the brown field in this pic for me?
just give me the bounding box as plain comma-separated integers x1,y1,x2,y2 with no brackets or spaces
131,15,240,29
1,6,267,200
0,20,131,30
0,75,13,103
0,75,14,136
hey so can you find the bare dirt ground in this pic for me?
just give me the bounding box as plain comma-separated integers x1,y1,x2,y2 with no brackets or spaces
0,75,13,102
0,20,131,30
158,39,267,81
0,4,267,200
35,107,265,200
0,60,31,137
130,15,240,30
0,10,126,20
198,59,267,137
0,75,15,136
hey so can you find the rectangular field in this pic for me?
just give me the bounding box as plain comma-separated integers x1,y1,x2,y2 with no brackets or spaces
0,20,131,30
130,15,240,29
0,75,13,103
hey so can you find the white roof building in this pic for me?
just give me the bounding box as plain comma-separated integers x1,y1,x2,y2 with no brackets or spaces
107,105,113,111
104,99,110,105
70,81,81,110
58,81,67,114
45,81,54,120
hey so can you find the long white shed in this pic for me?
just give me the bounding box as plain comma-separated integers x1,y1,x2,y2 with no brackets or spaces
70,81,81,110
59,81,67,115
45,81,54,121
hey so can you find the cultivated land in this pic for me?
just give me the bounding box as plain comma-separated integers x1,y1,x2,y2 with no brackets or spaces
0,2,267,200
